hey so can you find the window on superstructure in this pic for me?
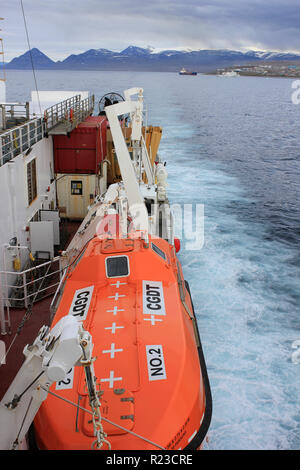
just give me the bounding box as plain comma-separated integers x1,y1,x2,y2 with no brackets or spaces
27,158,37,205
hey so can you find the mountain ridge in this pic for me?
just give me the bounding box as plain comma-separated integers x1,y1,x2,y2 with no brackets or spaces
6,47,55,69
3,46,300,72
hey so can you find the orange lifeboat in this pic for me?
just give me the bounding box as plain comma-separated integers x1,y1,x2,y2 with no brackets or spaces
31,230,212,450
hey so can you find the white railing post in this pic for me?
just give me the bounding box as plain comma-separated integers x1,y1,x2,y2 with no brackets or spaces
0,272,6,335
19,126,23,152
0,117,45,168
23,271,28,309
0,256,62,311
0,137,3,167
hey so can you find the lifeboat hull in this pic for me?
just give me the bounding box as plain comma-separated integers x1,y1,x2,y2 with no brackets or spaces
32,235,212,450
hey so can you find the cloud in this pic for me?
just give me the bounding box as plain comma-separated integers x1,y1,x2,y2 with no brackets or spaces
2,0,300,61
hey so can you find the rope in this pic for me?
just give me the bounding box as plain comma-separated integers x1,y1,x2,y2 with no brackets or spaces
40,385,165,450
20,0,42,116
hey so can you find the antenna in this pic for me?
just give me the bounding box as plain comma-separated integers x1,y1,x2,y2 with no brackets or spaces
0,17,5,82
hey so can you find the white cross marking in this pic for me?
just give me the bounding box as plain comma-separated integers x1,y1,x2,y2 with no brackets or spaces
108,292,125,301
102,343,123,359
110,281,127,288
100,370,122,388
144,315,163,326
106,306,124,316
105,322,125,334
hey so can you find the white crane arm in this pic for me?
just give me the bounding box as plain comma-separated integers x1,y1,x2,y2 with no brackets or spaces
0,315,93,450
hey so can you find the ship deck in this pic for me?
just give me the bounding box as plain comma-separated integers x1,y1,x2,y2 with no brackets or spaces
0,220,80,401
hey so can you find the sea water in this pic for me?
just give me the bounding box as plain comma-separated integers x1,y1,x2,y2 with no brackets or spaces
6,70,300,450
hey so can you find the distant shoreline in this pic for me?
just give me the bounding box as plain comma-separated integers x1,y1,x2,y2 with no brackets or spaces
2,68,299,78
208,62,300,79
206,72,298,78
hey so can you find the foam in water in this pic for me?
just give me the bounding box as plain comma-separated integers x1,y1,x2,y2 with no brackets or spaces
163,122,300,450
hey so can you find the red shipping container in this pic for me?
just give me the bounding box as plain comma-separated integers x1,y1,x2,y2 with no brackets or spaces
53,116,107,174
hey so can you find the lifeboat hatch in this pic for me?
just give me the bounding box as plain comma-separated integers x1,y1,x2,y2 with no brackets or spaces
81,390,135,436
105,255,130,278
100,239,135,254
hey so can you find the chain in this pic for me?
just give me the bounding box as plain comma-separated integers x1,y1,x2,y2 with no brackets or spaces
80,335,111,450
40,385,165,450
90,394,111,450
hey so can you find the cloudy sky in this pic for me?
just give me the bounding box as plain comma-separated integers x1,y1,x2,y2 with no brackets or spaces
2,0,300,61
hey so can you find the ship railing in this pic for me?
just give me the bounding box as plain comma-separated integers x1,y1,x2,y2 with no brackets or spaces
69,94,95,127
43,94,81,131
0,102,30,130
44,94,95,134
0,95,95,166
0,116,44,167
78,94,95,120
0,256,62,334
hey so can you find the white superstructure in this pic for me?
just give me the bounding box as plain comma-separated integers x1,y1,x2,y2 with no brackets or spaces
0,81,96,334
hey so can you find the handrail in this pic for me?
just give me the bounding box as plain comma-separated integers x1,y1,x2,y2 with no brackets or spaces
0,255,61,276
44,94,95,134
0,117,44,167
0,256,62,312
43,94,81,130
2,281,60,302
0,102,30,130
0,94,95,167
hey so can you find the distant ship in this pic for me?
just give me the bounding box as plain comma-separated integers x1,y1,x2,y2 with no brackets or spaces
179,67,197,76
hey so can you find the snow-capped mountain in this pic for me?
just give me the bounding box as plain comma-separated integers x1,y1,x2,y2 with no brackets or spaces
4,46,300,72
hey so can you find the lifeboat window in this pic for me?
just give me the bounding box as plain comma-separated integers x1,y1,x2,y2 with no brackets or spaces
105,255,129,278
151,242,166,261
